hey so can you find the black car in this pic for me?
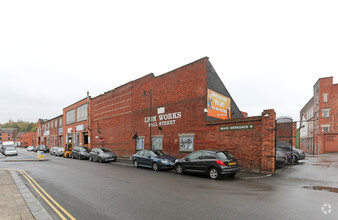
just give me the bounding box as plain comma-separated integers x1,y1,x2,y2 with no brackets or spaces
89,148,117,163
72,146,91,160
175,150,240,179
37,145,49,153
276,141,306,163
275,148,287,168
132,150,176,171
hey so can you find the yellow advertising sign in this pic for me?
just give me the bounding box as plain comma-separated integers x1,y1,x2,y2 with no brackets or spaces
207,89,231,119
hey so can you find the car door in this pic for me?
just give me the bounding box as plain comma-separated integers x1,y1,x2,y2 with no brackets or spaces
91,149,98,161
200,152,217,172
184,151,204,173
143,150,152,167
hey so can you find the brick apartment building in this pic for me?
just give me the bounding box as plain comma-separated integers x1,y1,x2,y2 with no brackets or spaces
0,128,17,143
35,57,277,173
300,76,337,154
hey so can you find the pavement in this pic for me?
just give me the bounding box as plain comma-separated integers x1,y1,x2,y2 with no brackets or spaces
0,155,270,220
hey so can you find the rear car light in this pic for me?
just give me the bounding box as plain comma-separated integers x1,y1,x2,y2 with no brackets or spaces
216,160,226,166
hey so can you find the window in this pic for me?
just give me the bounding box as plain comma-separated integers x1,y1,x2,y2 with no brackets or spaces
202,152,217,159
179,134,194,152
136,137,144,150
144,150,150,157
152,136,163,150
51,122,53,129
186,151,203,160
137,150,144,156
323,94,328,103
66,109,75,125
59,118,63,127
322,126,330,132
77,104,88,122
322,109,330,118
55,120,57,128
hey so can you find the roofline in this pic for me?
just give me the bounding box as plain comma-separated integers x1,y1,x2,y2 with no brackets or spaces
63,97,89,110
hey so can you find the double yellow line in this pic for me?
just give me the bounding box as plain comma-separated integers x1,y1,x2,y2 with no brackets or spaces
17,169,76,220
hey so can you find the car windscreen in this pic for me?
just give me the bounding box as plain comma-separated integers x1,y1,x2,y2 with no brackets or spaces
5,147,15,151
4,144,15,148
101,148,112,152
216,151,234,160
152,150,168,157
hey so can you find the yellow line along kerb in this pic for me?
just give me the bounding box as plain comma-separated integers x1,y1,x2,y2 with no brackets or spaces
17,169,76,220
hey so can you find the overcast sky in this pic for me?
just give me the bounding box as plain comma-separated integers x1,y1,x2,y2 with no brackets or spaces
0,0,337,124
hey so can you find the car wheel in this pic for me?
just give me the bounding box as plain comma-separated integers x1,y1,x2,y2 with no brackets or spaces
98,157,102,163
152,163,159,171
209,167,220,180
175,164,183,174
133,160,138,168
292,156,299,163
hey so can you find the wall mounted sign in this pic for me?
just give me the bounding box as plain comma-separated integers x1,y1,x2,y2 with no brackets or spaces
207,89,231,120
67,128,73,133
144,108,182,127
76,124,86,131
44,131,50,136
219,124,255,131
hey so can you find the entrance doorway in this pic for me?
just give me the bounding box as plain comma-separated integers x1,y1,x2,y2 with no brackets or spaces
83,132,89,146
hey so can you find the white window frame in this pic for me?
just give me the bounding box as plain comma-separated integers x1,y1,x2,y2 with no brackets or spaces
66,109,75,125
179,134,194,152
323,94,328,103
152,136,163,150
136,136,145,150
322,109,330,118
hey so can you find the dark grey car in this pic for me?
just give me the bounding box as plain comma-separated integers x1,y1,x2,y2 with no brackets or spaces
72,146,91,160
89,148,117,163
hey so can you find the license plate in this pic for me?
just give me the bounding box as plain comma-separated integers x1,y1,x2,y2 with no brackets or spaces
229,162,236,166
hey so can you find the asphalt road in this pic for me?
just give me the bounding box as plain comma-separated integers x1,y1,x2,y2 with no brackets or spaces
1,148,338,220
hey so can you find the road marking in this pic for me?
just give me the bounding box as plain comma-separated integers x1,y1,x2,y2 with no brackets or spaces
10,168,76,220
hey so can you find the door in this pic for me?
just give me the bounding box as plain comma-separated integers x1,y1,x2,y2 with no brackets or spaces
184,151,203,173
201,152,217,172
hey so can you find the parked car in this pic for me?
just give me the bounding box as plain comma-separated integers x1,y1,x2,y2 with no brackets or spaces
175,150,240,180
37,145,50,153
132,149,176,171
72,146,91,160
3,146,18,156
27,146,35,151
55,147,65,157
276,141,306,163
1,144,15,154
33,146,39,152
89,148,117,163
50,146,59,155
275,148,288,168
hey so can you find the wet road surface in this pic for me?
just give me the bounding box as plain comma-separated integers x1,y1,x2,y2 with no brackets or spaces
1,149,338,220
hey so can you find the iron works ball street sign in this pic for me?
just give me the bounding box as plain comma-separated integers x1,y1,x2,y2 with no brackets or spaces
219,124,255,131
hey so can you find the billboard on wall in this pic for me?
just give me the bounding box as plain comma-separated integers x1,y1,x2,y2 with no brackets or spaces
207,89,231,120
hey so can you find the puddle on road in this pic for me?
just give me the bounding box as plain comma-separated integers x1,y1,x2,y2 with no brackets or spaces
303,186,338,193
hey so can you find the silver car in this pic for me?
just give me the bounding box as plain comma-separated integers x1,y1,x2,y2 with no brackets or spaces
3,147,18,156
55,147,65,157
50,146,59,155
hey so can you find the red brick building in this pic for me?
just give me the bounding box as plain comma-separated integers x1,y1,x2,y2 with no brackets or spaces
63,97,91,147
300,76,338,154
20,132,36,147
0,128,17,143
90,57,276,173
34,57,277,173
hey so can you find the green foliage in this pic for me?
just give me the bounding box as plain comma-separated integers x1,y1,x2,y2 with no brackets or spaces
0,119,37,132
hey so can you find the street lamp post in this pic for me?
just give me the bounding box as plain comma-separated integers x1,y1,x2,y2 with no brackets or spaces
142,89,152,149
